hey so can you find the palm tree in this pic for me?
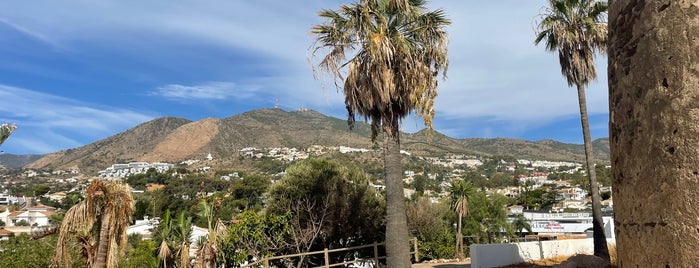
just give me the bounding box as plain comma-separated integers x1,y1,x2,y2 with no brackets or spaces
52,180,134,268
449,179,473,259
175,211,192,268
609,1,699,265
534,0,609,261
194,198,226,268
311,1,449,266
154,210,174,268
0,123,16,146
511,216,532,238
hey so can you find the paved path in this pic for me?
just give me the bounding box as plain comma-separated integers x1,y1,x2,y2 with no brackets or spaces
412,261,471,268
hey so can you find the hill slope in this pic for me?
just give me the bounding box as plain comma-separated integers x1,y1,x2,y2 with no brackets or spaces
25,108,610,172
0,154,44,168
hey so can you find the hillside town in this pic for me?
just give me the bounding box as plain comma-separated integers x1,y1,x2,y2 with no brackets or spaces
0,143,613,234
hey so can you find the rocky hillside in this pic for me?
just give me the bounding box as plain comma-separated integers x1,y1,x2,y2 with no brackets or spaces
25,108,611,173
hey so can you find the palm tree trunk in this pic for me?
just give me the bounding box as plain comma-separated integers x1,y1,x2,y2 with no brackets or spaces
609,1,699,265
384,121,411,268
94,212,112,268
575,83,609,261
456,212,463,259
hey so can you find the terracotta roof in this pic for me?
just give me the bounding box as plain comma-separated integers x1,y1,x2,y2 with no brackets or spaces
27,205,56,211
0,229,10,236
9,211,24,217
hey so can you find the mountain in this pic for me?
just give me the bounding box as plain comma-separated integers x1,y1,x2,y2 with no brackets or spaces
0,154,44,168
26,116,192,172
24,108,611,173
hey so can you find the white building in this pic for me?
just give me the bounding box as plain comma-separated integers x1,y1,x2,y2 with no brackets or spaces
0,193,25,206
98,162,174,178
0,205,56,227
127,217,211,257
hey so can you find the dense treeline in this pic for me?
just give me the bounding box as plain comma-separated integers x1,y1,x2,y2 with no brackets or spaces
0,156,611,266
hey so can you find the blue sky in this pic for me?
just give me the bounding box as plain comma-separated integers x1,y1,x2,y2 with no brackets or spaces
0,0,609,155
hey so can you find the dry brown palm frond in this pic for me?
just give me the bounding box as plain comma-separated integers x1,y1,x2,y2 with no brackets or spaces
179,242,190,268
213,219,228,241
194,242,216,268
52,200,95,268
158,240,172,268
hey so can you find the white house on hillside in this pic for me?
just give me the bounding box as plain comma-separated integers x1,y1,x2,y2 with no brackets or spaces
0,205,56,227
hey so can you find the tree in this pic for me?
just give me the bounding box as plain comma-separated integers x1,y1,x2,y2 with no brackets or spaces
0,123,16,146
153,210,174,268
121,239,159,268
462,192,513,244
311,1,449,266
608,1,699,265
52,180,134,268
535,0,609,261
511,216,532,237
406,198,454,260
0,234,79,268
194,198,226,268
449,179,473,259
265,158,385,266
175,211,192,268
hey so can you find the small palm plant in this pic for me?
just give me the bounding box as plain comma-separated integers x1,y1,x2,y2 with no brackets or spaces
511,216,532,238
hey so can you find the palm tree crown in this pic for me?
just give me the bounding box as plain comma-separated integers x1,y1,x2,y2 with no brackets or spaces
52,180,134,268
535,0,607,87
312,0,450,139
449,180,473,217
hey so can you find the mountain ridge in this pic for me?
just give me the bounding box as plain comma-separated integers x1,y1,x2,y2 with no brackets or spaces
23,108,610,173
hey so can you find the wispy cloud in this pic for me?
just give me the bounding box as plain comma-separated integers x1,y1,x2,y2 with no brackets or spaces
152,81,257,101
0,85,156,154
0,0,610,144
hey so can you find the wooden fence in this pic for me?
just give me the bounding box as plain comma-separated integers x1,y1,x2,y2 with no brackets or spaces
240,238,419,268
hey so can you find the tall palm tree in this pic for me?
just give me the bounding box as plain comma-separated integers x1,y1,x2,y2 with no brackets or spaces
449,179,473,259
534,0,609,261
52,180,134,268
311,1,449,266
0,123,16,146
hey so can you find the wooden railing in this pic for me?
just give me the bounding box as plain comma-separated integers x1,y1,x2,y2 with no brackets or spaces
240,237,419,268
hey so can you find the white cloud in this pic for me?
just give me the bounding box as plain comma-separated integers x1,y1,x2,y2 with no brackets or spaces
0,0,611,142
0,85,156,154
152,81,259,101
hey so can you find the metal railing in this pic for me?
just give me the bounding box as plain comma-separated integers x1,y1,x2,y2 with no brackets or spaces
240,237,419,268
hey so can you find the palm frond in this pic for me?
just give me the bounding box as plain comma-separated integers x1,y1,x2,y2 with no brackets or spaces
535,0,607,87
311,0,450,140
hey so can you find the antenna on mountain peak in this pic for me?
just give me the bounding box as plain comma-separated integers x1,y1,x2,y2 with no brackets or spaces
274,98,279,109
